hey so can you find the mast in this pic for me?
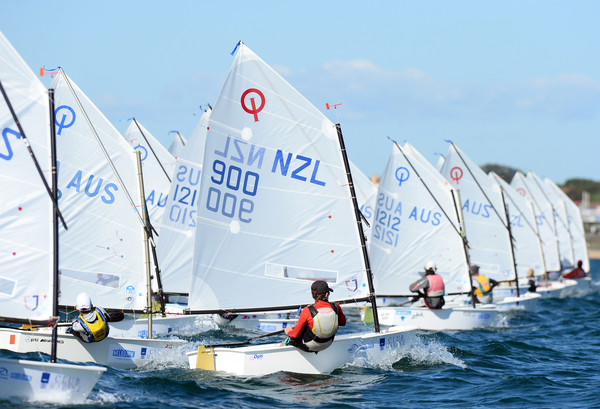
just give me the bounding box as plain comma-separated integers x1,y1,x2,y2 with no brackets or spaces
49,88,59,363
451,190,477,308
500,187,520,297
135,150,153,338
335,123,380,333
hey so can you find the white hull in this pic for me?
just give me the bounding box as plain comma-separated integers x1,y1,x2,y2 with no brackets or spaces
362,305,499,331
187,326,417,376
0,328,186,370
0,358,105,403
453,292,541,312
560,277,592,296
493,292,541,312
536,279,578,298
494,279,579,299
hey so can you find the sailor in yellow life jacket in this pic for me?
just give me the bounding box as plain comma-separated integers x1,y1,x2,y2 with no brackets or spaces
68,292,123,343
470,264,498,304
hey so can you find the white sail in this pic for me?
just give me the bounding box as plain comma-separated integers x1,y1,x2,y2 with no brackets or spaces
488,172,545,277
0,31,53,322
123,119,175,227
439,143,516,282
349,160,377,242
188,43,369,311
528,172,574,270
50,73,148,310
157,110,211,294
544,178,590,272
168,132,187,157
510,171,561,272
435,154,445,172
370,142,469,294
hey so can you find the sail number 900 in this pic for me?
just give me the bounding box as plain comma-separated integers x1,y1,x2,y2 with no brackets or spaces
206,159,259,223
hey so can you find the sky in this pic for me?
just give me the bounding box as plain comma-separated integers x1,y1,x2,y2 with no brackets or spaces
2,0,599,184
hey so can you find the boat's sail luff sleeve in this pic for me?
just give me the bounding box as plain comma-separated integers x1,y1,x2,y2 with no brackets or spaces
188,44,368,310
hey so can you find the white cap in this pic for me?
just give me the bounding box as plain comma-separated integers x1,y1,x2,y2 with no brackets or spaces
425,261,437,272
76,292,92,312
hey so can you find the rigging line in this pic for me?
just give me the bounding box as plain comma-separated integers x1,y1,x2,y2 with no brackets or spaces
530,174,572,237
448,141,514,241
178,132,186,146
59,68,149,233
0,79,68,230
133,118,171,183
389,137,469,247
516,173,556,236
491,175,545,245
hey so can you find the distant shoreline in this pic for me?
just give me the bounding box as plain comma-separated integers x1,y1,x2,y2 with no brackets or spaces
590,250,600,260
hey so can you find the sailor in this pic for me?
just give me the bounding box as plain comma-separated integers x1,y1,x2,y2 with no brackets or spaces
281,280,346,353
408,260,445,309
68,292,123,343
563,260,587,279
527,269,537,293
470,264,498,304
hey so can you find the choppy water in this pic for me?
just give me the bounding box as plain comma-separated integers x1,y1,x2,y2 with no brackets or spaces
2,259,599,408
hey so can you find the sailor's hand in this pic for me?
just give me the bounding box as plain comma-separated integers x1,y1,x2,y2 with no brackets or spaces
284,326,293,335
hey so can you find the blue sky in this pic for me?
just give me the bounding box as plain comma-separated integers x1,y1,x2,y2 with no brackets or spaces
2,0,599,184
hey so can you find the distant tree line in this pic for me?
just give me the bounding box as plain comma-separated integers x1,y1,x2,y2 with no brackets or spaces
480,163,600,202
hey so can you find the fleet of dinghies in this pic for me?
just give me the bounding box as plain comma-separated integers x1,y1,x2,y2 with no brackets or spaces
0,31,594,399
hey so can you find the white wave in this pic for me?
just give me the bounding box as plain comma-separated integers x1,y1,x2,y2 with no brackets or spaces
407,335,466,368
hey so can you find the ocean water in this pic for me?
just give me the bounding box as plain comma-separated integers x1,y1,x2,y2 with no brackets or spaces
2,259,599,408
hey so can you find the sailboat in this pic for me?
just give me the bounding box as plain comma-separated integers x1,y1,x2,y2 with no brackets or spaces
438,142,539,311
362,141,499,330
544,177,591,293
168,130,187,157
510,172,578,297
184,42,416,375
0,30,105,402
0,70,187,369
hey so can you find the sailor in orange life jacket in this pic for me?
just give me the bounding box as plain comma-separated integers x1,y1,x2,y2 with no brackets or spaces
281,280,346,353
563,260,587,279
409,261,445,309
470,264,498,304
68,292,124,343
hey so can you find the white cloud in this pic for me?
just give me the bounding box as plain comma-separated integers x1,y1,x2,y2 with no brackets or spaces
282,60,600,121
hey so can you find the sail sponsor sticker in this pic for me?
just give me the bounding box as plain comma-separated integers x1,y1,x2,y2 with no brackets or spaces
108,344,161,363
39,372,88,392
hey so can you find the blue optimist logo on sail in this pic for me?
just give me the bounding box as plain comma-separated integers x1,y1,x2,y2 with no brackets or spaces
55,105,76,135
395,167,409,186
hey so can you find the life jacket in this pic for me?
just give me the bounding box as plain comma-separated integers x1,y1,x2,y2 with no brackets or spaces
426,274,445,297
474,275,492,297
304,302,339,352
77,308,109,342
